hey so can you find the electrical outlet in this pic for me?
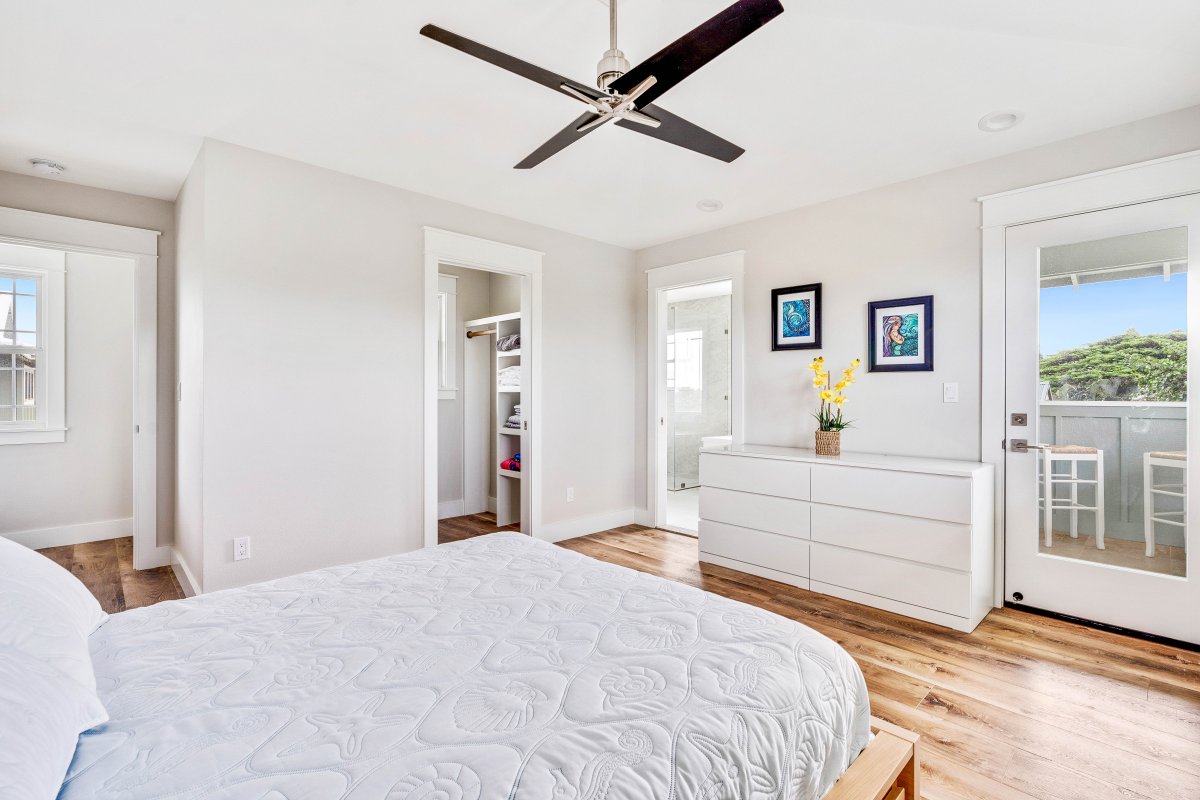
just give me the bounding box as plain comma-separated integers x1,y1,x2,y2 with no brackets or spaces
566,487,575,502
233,537,251,561
943,382,959,403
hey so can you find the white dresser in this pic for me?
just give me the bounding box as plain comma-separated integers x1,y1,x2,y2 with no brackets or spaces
699,444,995,632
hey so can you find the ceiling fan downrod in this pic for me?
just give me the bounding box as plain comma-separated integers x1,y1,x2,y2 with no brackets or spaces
596,0,630,90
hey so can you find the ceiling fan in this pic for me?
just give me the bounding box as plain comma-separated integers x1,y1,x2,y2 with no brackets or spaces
420,0,785,169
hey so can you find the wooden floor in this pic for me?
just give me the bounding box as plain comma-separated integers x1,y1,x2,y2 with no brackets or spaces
45,525,1200,800
557,526,1200,800
438,511,519,543
38,537,183,614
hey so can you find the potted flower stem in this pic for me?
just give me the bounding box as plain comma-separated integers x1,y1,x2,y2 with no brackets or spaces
809,356,860,456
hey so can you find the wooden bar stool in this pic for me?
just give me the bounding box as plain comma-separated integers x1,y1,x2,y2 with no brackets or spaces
1040,445,1105,550
1143,451,1186,558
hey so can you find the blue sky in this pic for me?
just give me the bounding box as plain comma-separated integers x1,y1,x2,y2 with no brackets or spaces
1040,274,1187,356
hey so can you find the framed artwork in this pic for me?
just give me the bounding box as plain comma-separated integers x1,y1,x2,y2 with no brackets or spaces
867,295,934,372
771,283,822,351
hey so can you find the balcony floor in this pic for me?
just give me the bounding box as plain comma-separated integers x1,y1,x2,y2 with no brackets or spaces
1039,529,1186,577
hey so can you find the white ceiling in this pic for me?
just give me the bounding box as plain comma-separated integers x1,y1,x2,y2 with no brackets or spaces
2,0,1199,249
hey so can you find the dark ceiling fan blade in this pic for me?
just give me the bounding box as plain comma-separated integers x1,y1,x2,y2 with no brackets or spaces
616,104,745,163
514,112,605,169
608,0,784,108
420,24,606,103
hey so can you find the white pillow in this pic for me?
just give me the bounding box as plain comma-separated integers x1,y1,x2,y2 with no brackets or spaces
0,536,107,690
0,642,108,800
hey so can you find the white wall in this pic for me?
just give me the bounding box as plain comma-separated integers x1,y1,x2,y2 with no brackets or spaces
179,140,636,593
0,251,134,542
173,149,206,586
634,105,1200,514
0,170,176,547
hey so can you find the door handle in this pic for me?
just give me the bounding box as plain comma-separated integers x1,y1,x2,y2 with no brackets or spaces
1009,439,1050,453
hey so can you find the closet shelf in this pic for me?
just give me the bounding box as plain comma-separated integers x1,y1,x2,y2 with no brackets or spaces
498,387,521,393
497,349,521,358
499,428,521,436
499,468,522,480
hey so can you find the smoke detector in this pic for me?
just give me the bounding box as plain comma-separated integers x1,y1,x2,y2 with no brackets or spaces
30,158,67,177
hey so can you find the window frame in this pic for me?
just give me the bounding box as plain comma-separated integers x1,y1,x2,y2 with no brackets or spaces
0,244,66,445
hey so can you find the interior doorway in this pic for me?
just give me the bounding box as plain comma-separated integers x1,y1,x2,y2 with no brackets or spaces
0,207,164,572
423,228,543,549
646,252,744,536
435,266,527,544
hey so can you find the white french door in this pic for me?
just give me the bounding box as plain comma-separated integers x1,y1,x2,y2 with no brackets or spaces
1004,193,1200,644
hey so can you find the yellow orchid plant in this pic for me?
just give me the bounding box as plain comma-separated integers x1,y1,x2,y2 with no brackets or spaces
809,356,861,432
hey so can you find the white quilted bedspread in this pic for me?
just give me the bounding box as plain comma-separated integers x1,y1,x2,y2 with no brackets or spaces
62,533,870,800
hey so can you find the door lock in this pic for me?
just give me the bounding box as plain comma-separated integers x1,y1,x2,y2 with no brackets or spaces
1011,412,1028,426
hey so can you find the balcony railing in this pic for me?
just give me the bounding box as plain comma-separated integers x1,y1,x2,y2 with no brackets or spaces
1039,401,1186,546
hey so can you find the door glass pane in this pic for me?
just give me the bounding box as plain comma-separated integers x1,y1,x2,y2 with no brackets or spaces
1038,226,1187,577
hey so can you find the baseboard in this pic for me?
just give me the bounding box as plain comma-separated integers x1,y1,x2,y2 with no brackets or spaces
539,508,635,543
171,550,201,597
438,499,466,520
2,517,133,550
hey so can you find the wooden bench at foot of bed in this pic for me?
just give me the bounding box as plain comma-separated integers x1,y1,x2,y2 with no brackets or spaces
825,717,921,800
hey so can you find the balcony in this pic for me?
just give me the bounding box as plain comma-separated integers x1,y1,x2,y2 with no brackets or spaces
1038,401,1185,576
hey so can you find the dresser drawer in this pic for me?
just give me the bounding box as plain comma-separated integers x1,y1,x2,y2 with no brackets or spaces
699,520,810,578
810,543,969,617
810,504,971,570
810,465,972,523
700,487,810,540
700,453,810,501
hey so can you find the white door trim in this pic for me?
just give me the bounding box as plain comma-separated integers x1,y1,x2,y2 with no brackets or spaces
979,149,1200,607
644,251,746,531
423,227,544,548
0,205,165,569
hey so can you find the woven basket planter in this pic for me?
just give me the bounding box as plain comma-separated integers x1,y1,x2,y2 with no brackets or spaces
815,430,842,456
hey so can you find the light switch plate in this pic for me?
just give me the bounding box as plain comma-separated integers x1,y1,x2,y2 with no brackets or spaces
943,382,960,403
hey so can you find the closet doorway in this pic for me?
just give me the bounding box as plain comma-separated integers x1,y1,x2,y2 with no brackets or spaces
646,252,745,536
423,228,543,548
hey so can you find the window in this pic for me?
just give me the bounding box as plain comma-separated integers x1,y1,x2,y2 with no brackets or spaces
437,273,458,400
667,329,703,413
0,274,39,423
0,242,65,445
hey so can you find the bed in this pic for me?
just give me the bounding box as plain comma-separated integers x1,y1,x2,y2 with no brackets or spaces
57,532,916,799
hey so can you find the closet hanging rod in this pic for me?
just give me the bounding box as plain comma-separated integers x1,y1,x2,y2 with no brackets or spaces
466,328,497,339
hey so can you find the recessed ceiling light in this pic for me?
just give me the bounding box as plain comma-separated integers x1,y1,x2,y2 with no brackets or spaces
977,110,1024,133
30,158,67,177
696,199,724,213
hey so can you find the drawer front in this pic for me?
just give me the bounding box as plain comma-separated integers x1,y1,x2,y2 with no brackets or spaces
810,465,971,523
810,543,969,617
699,520,810,578
810,504,971,570
700,453,810,501
700,487,811,540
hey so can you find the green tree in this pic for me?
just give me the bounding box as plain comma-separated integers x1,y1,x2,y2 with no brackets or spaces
1040,329,1187,402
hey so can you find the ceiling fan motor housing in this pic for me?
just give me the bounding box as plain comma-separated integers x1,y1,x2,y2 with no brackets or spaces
596,48,630,89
